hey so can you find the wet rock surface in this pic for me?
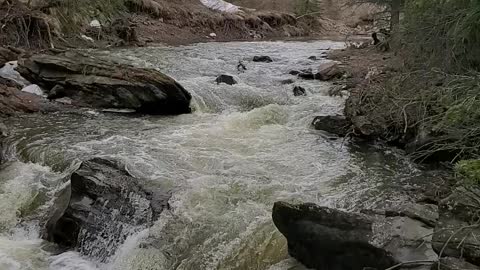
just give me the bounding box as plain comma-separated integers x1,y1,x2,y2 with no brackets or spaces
17,51,192,115
46,157,171,260
272,201,452,270
312,115,351,136
272,201,398,270
216,74,237,85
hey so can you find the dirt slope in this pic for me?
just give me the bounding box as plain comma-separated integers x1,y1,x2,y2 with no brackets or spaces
0,0,324,49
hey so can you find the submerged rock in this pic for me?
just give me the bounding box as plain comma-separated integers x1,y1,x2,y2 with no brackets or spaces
253,56,273,63
308,56,318,60
46,157,170,260
293,86,306,96
289,70,301,76
280,78,294,85
272,201,397,270
312,115,351,137
16,51,192,115
215,74,237,85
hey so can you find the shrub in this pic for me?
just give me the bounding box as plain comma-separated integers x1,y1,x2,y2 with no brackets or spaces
455,159,480,185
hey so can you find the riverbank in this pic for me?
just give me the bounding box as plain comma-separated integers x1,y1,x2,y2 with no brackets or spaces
0,0,328,50
309,43,480,269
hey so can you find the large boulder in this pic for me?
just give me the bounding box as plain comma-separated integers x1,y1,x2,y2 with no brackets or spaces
433,186,480,265
312,115,351,137
16,51,192,115
45,158,170,260
272,201,397,270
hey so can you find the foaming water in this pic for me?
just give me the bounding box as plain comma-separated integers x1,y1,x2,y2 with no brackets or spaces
1,41,427,269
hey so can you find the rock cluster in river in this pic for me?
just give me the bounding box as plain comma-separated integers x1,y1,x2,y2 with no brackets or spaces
45,157,170,260
16,51,192,115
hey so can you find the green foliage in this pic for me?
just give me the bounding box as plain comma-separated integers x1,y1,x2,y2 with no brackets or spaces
351,0,480,162
403,0,480,71
456,159,480,185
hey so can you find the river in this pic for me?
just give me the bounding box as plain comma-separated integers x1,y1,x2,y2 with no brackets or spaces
0,40,424,270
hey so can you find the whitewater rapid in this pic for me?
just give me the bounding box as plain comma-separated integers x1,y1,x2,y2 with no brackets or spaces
0,41,422,270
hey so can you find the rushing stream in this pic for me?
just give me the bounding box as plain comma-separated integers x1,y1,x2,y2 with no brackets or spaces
0,41,427,270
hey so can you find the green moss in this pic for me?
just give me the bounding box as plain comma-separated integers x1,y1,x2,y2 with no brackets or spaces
455,159,480,185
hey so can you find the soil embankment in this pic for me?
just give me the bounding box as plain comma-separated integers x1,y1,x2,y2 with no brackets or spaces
0,0,320,49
